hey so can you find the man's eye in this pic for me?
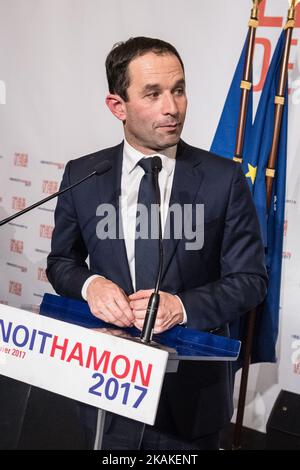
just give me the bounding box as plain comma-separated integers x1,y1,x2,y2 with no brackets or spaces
147,92,159,98
174,88,184,95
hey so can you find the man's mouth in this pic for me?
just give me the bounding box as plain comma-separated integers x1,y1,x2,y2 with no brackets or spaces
159,123,180,129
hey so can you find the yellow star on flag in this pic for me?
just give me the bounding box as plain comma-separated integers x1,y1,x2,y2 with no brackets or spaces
245,164,257,184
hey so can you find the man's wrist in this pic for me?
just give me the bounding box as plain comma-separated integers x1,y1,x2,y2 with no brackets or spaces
175,295,187,325
81,275,106,300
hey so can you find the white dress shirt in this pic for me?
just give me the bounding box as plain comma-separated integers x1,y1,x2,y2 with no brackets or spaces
82,139,187,323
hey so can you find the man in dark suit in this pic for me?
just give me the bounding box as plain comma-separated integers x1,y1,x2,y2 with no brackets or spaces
47,37,267,450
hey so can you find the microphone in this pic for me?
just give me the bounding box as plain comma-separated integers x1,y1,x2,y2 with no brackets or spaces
0,160,112,227
140,156,163,343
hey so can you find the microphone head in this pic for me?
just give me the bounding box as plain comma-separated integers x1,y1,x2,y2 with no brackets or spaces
94,160,112,175
152,156,162,172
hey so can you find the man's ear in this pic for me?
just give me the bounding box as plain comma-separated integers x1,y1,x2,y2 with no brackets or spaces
105,94,126,121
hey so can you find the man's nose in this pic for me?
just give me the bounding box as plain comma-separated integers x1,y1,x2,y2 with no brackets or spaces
161,93,178,116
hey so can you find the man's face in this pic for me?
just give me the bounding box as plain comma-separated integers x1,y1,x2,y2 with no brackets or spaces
113,52,187,154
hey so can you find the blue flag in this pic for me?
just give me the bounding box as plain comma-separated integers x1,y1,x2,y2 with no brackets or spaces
210,31,288,363
210,32,253,160
248,30,287,363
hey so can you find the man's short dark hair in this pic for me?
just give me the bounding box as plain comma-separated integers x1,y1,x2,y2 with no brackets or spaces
105,36,184,101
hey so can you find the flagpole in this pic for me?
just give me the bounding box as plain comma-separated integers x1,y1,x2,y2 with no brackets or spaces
233,0,298,450
231,0,263,449
266,1,297,208
234,0,262,164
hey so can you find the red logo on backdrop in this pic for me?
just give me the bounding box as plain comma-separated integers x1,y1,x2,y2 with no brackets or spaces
254,0,300,92
40,224,53,239
14,153,28,167
42,180,59,195
21,304,40,314
258,0,300,28
12,197,26,211
294,363,300,374
9,281,22,296
284,220,288,237
37,267,48,282
10,239,24,254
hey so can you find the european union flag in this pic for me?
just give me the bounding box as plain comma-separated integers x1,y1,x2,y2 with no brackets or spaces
247,30,287,363
210,32,253,160
210,31,288,363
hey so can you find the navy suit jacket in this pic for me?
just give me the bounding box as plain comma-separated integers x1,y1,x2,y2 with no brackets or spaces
47,140,267,438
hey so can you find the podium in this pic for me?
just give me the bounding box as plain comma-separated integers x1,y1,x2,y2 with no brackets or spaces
0,294,240,449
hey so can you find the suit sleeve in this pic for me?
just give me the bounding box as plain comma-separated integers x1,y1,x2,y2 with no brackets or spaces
46,161,92,300
176,163,268,331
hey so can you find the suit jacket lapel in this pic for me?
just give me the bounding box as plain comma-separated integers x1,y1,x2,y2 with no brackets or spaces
162,140,204,282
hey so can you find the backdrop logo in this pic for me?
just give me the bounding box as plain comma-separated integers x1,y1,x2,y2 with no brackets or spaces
14,153,28,167
255,0,300,93
42,180,58,195
284,219,288,237
20,304,40,314
37,267,48,283
12,197,26,211
9,281,22,296
40,160,65,170
35,248,49,255
10,239,24,254
291,337,300,374
8,222,28,230
6,262,27,273
291,77,300,105
0,80,5,104
10,177,31,187
286,198,297,205
39,224,53,239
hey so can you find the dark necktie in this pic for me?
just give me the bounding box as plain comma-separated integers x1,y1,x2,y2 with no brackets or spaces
135,157,160,291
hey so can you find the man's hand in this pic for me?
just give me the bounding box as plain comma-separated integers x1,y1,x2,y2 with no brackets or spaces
129,290,184,333
86,277,134,327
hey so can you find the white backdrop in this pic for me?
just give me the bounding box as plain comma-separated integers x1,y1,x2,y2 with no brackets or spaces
0,0,299,432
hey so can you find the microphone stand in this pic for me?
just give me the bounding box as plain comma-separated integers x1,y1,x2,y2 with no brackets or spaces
0,161,112,227
140,157,163,343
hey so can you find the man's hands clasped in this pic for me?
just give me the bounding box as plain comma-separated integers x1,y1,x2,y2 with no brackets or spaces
86,277,183,333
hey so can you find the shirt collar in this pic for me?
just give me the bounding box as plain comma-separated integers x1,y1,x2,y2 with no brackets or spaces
123,139,177,177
